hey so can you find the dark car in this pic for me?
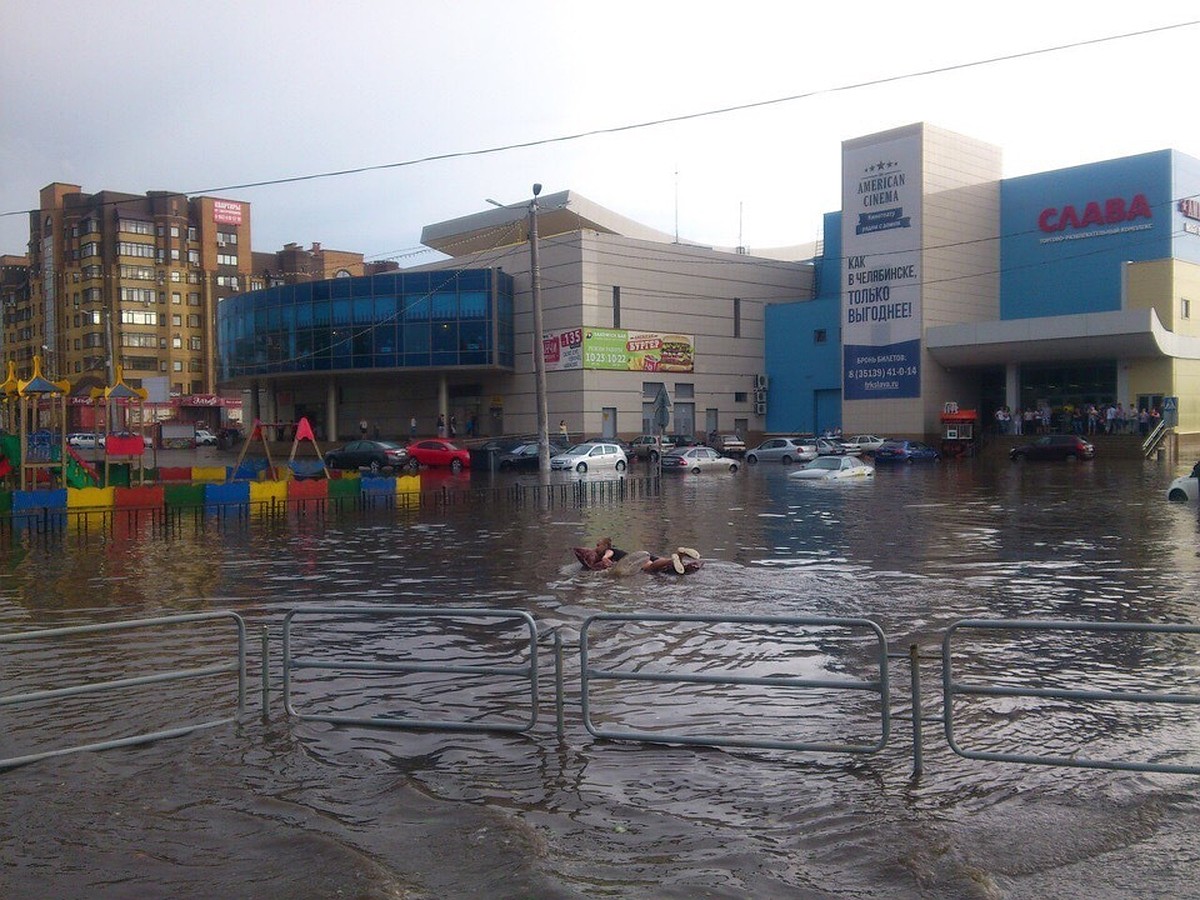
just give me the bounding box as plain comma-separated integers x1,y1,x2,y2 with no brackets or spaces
325,439,410,473
496,442,568,470
874,440,940,463
1010,434,1095,461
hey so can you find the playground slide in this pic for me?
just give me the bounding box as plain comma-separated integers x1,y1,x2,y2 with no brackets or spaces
64,447,100,488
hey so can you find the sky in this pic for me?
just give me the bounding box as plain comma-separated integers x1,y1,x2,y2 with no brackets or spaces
3,2,1200,264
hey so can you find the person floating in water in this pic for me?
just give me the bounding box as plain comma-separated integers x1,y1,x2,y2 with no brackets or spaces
574,537,701,575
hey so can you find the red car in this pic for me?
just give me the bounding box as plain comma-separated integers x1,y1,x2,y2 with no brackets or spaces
405,438,471,472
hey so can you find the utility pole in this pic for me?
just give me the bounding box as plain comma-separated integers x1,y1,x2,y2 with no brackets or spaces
528,184,551,475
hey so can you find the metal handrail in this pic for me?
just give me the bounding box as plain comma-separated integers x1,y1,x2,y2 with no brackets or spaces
0,611,246,769
579,612,890,754
944,618,1200,774
283,606,539,733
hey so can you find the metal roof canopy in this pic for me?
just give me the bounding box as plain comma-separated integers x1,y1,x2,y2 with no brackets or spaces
924,308,1200,368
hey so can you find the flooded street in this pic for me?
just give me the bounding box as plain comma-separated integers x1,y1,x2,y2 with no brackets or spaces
3,457,1200,898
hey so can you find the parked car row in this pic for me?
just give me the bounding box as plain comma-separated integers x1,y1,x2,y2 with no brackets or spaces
325,438,472,474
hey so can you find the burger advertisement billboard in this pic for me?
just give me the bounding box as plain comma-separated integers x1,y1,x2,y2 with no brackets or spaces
545,327,695,372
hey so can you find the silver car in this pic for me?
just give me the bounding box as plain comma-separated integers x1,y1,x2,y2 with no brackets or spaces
550,442,629,473
745,437,818,465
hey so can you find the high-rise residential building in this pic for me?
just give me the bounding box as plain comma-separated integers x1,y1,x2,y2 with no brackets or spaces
17,182,255,404
1,254,32,368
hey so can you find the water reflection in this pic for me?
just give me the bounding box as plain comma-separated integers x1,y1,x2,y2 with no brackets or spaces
3,457,1200,897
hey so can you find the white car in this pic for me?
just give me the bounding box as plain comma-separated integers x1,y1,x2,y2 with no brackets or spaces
195,429,218,446
790,455,875,480
846,434,888,453
67,432,105,450
550,442,628,473
1167,469,1199,501
745,437,817,465
660,446,740,473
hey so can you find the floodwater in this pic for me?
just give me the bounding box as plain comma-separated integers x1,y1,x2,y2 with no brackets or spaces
3,456,1200,899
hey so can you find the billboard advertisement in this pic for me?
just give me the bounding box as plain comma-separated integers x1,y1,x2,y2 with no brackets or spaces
212,200,243,225
841,133,922,400
543,327,694,372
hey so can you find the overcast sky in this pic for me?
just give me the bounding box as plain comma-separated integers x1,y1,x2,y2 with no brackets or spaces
2,3,1199,264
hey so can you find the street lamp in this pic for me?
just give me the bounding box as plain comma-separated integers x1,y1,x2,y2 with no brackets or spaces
486,186,551,475
527,184,551,475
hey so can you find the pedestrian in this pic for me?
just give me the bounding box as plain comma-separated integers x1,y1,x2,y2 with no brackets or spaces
373,423,380,441
449,414,457,438
559,419,569,442
437,413,446,438
466,414,476,437
359,418,368,438
410,416,417,439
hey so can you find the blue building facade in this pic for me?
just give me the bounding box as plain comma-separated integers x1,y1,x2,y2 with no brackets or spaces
764,136,1200,440
218,268,514,382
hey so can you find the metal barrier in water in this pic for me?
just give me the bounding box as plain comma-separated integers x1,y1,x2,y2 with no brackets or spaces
282,606,540,733
578,613,890,755
943,618,1200,775
0,611,246,770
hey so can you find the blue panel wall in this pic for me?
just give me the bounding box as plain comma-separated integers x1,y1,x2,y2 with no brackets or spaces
1171,150,1200,265
764,295,842,434
1000,151,1173,320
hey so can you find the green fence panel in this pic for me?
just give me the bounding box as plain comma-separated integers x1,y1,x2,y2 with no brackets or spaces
164,483,207,508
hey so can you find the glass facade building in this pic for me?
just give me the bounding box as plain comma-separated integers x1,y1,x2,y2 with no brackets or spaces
218,268,514,382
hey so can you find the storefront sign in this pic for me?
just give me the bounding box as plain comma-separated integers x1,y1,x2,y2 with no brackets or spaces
1037,194,1152,233
544,327,695,373
842,132,922,400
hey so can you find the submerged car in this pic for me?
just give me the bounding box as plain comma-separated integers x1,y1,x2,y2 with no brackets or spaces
629,434,676,461
194,428,218,446
707,434,746,457
845,434,888,454
790,455,875,481
1009,434,1095,461
745,437,817,465
660,446,740,473
495,442,568,470
1167,461,1200,501
406,438,471,471
325,439,411,473
873,440,940,463
550,442,628,473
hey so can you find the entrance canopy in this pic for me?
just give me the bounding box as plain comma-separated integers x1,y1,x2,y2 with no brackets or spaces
925,308,1200,368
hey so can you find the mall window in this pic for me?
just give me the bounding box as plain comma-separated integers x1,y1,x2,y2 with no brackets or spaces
1182,297,1191,320
733,298,741,338
735,392,748,402
613,286,621,328
814,328,827,344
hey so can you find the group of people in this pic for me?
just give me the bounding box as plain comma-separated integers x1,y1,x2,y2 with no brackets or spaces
574,537,702,576
994,403,1161,437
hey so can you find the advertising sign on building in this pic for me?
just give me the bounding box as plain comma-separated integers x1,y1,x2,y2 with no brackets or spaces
212,200,243,225
841,133,922,400
544,327,695,372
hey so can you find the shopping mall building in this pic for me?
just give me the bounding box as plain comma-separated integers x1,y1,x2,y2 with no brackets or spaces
767,122,1200,444
218,122,1200,445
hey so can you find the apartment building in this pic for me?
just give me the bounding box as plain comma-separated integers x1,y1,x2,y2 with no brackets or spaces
13,182,255,403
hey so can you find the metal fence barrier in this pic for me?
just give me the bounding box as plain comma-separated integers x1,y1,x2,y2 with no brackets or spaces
943,618,1200,775
0,611,246,770
579,613,890,755
282,606,540,733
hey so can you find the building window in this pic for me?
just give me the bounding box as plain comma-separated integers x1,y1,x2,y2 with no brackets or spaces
217,252,237,266
814,328,827,344
172,314,182,326
612,285,621,328
187,226,197,241
735,392,748,403
170,271,181,282
172,292,182,305
188,250,199,265
1182,297,1191,320
170,225,180,238
188,292,200,306
186,314,200,328
119,219,153,235
189,336,202,350
733,298,741,338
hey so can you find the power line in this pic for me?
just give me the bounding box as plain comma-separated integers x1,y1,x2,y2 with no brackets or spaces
3,20,1197,223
